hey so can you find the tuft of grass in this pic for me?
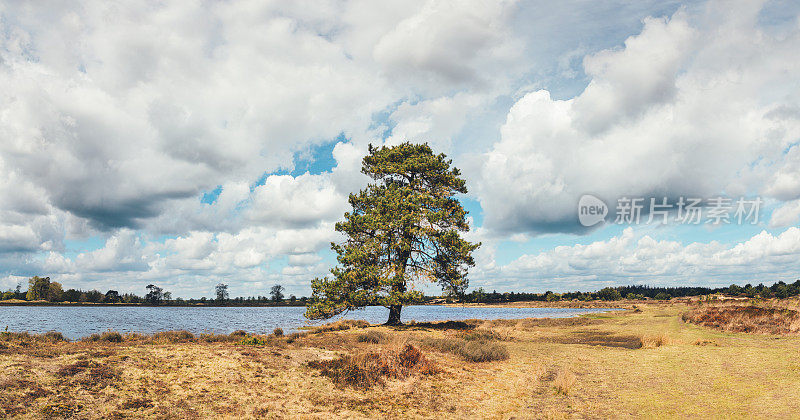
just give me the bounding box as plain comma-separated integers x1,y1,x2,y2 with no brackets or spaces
640,332,671,348
422,336,509,362
553,368,576,395
357,330,387,344
532,364,547,383
272,327,284,337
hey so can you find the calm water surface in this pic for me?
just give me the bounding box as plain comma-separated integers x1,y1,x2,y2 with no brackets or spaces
0,305,615,339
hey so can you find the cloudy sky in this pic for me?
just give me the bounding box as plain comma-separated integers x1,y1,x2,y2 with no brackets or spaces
1,0,800,298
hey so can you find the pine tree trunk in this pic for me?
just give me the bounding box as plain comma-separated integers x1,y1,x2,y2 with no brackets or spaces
386,305,402,325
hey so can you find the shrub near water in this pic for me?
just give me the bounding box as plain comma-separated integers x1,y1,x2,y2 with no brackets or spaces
0,330,67,344
83,331,123,343
153,330,195,343
308,319,370,334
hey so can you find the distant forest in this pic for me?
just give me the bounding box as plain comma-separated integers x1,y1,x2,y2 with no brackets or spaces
3,276,800,306
463,281,800,303
1,277,304,306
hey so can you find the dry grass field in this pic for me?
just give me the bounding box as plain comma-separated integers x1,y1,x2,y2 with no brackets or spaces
2,301,800,418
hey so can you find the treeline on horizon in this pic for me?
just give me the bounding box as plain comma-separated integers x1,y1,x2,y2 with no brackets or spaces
4,276,800,306
463,281,800,303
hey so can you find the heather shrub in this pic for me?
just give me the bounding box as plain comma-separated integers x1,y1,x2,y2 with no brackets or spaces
422,337,509,362
308,343,436,388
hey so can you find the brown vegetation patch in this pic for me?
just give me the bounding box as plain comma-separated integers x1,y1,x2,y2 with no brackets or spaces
120,397,154,410
56,359,90,376
56,359,120,389
83,331,123,343
0,378,52,416
40,402,83,418
682,304,800,334
548,330,643,349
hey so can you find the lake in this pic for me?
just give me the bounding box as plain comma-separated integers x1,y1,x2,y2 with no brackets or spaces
0,305,616,340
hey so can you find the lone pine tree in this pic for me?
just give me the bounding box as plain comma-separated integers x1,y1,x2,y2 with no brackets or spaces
305,142,480,325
